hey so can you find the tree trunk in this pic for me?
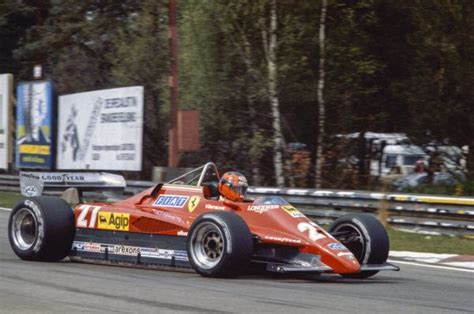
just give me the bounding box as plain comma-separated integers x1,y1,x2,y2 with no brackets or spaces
268,0,285,187
239,31,262,186
466,143,474,180
315,0,327,189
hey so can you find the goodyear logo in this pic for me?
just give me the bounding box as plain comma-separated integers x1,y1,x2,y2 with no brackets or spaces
188,196,200,213
154,195,189,208
98,212,130,231
281,205,305,218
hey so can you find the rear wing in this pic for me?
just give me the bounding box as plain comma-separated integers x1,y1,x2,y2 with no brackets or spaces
19,172,126,199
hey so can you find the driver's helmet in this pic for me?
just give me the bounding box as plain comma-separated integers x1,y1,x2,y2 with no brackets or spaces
218,171,248,202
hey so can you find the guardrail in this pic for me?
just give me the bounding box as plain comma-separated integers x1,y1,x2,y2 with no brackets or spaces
1,174,473,236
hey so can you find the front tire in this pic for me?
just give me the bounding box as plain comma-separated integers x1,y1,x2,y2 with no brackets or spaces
8,196,75,262
329,213,389,279
187,211,253,277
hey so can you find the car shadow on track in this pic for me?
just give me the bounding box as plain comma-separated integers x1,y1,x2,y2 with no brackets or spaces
238,269,402,284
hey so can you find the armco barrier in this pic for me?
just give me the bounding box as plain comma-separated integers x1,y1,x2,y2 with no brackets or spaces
0,174,473,236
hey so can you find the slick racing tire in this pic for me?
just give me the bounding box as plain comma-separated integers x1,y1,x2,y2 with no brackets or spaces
329,213,389,279
187,211,253,277
8,196,75,262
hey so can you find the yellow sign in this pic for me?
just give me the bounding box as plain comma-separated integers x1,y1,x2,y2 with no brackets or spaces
188,196,201,213
19,144,50,155
98,212,130,231
281,205,305,218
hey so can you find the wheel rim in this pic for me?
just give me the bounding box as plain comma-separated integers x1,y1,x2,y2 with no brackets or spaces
190,222,225,269
332,223,365,262
11,207,38,251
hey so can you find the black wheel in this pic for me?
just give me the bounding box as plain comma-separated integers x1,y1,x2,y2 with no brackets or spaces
329,213,389,279
8,196,75,262
187,211,253,277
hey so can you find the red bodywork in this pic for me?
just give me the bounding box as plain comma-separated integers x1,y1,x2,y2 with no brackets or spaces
74,182,361,274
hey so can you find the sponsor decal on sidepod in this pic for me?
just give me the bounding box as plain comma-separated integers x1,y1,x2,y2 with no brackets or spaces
72,241,189,261
187,196,200,212
205,204,226,210
328,242,346,250
264,236,302,244
154,195,189,208
247,204,279,214
98,212,130,231
281,205,305,218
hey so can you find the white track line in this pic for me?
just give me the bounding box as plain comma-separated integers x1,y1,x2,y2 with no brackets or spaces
0,207,11,211
389,259,474,273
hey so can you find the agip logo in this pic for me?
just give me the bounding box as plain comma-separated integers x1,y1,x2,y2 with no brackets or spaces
98,212,130,231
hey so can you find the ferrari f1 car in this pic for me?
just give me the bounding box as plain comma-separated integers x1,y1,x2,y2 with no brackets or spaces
8,162,399,278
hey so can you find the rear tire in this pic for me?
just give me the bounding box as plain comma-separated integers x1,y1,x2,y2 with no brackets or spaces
187,211,253,277
8,196,75,262
329,213,389,279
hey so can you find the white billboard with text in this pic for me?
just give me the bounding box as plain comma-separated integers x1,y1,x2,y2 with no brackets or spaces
57,86,144,171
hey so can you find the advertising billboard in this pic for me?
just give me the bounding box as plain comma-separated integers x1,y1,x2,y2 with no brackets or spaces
0,74,13,169
57,86,144,171
16,81,54,169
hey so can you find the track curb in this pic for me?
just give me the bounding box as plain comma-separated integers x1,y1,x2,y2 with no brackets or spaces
390,250,474,270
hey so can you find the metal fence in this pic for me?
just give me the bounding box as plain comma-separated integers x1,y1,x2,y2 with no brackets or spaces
1,174,473,236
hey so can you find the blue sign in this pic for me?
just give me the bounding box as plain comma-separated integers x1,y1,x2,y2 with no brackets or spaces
154,195,189,208
16,81,54,169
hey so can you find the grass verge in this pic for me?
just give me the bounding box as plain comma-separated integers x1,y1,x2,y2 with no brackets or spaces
388,227,474,255
0,191,22,208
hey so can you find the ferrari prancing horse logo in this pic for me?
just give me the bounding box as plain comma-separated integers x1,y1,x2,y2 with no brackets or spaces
188,196,201,212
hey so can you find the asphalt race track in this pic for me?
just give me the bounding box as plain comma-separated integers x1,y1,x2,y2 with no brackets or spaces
1,209,473,313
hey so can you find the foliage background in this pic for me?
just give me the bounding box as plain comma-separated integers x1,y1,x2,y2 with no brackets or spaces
1,0,473,190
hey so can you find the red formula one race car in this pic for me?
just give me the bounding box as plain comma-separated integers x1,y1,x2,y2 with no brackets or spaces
8,162,399,278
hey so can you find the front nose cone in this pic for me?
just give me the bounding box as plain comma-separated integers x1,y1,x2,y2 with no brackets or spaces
321,250,361,274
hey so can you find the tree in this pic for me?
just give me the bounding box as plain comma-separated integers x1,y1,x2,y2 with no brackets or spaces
13,0,141,94
0,0,51,80
179,0,277,183
266,0,285,187
405,1,474,178
109,0,169,177
315,0,327,188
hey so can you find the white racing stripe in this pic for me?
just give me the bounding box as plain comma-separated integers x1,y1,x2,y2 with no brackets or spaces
388,259,474,273
0,207,12,211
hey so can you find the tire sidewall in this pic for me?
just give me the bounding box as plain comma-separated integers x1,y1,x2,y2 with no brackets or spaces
8,196,74,261
8,199,46,260
329,214,389,279
187,216,230,275
187,211,252,277
346,217,373,265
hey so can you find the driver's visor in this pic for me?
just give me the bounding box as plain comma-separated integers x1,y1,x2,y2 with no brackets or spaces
234,184,248,195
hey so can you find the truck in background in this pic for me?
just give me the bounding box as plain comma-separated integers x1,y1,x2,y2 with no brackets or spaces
334,132,466,183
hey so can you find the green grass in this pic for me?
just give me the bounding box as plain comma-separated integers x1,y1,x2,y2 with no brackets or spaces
0,191,22,208
398,180,474,197
388,228,474,255
0,191,472,255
